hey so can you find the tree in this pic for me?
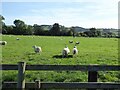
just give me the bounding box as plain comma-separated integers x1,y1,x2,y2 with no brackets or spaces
96,30,102,37
5,25,14,34
26,25,34,35
89,28,102,37
107,32,113,38
33,24,43,35
67,30,73,36
89,28,97,37
60,27,70,36
13,19,27,35
70,27,77,37
84,31,92,37
2,23,7,34
49,23,61,36
0,15,5,20
0,15,6,34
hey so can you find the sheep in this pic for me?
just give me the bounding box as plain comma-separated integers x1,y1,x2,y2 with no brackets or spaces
72,46,78,57
32,45,42,53
69,40,73,43
62,46,70,58
16,38,20,40
75,41,80,45
0,41,7,45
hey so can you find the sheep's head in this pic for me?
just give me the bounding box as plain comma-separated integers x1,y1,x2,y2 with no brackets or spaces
74,46,77,48
32,45,36,48
65,45,68,48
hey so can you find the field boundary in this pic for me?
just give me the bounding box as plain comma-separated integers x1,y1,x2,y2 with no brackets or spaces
1,62,120,89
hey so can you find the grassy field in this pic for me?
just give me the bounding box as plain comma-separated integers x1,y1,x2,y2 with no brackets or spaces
1,35,119,82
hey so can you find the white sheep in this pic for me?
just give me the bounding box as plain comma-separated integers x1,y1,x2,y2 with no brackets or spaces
16,38,20,40
69,40,73,43
72,46,78,57
0,41,7,45
62,46,70,58
32,45,42,53
75,41,80,45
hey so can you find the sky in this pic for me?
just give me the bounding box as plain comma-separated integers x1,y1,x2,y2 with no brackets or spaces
1,0,120,28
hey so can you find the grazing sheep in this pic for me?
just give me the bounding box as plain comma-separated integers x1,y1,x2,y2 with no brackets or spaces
69,40,73,43
62,46,70,58
32,45,42,53
72,46,78,57
75,41,80,45
16,38,20,40
0,41,7,45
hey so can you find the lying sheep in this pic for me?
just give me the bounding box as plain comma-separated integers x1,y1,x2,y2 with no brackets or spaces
69,40,73,43
62,46,70,58
0,41,7,45
72,46,78,57
16,38,20,40
32,45,42,53
75,41,80,45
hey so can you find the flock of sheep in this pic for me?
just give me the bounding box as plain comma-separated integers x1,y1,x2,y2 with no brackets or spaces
0,38,20,45
1,37,80,58
61,41,79,58
32,40,79,58
62,45,78,58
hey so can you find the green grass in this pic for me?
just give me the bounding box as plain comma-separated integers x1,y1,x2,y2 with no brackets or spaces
1,35,119,82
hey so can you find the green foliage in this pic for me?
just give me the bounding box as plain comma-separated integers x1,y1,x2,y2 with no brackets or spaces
1,18,118,37
0,15,5,20
2,71,18,81
33,24,42,35
13,19,28,35
0,15,6,33
1,35,119,82
84,28,102,37
49,23,61,36
5,25,14,34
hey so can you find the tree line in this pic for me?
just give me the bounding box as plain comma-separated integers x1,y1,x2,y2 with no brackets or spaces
1,15,118,38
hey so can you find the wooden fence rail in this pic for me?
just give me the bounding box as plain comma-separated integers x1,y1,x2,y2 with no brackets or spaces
3,82,120,89
2,64,120,71
1,62,120,89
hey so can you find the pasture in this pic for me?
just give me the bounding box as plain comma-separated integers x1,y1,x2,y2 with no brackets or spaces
1,35,119,82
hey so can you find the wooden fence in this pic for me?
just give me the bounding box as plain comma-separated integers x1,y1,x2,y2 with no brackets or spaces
1,62,120,90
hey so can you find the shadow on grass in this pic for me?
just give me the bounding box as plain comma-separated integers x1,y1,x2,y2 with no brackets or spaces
25,52,37,55
52,55,73,58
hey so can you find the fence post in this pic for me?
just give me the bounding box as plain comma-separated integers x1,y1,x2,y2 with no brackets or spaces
35,80,41,89
17,62,26,89
88,71,98,90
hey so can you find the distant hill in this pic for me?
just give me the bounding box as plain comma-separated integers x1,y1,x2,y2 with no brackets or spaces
71,26,89,33
40,25,52,31
71,26,118,36
98,28,118,36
